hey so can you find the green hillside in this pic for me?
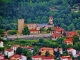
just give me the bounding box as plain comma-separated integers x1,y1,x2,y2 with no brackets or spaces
0,0,80,30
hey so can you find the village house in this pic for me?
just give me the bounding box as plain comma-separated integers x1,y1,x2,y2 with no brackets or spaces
10,54,27,60
39,47,54,56
4,48,14,58
66,31,79,37
0,41,4,47
67,48,76,57
52,33,63,40
59,48,63,54
30,28,40,34
32,55,54,60
61,56,72,60
11,44,20,51
52,26,65,40
54,48,63,54
21,46,34,53
64,37,73,45
54,26,65,33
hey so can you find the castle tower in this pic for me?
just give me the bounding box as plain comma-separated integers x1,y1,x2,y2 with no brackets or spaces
48,16,53,25
18,19,24,34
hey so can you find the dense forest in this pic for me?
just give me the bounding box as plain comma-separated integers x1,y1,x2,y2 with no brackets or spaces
0,0,80,31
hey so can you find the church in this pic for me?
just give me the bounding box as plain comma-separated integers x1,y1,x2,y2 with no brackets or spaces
18,16,54,34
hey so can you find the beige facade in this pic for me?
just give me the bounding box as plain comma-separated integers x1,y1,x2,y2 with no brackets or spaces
25,24,37,29
48,16,53,25
18,19,24,34
39,47,54,56
18,16,53,34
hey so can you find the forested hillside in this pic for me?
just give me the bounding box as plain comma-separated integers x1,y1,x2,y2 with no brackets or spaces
0,0,80,31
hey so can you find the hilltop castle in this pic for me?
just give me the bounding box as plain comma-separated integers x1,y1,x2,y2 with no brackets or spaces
18,16,54,34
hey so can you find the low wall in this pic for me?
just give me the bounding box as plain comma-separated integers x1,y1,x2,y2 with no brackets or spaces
7,34,52,40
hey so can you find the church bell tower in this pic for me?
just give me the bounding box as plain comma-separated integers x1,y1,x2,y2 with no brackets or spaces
48,16,53,25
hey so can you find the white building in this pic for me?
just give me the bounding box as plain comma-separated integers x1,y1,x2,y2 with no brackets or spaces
21,55,27,60
4,48,14,58
0,41,4,47
67,48,76,57
11,44,19,51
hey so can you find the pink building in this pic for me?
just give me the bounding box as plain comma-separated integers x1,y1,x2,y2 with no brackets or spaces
0,54,4,60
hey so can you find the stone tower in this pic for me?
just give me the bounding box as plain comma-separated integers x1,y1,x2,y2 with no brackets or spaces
48,16,53,25
18,19,24,34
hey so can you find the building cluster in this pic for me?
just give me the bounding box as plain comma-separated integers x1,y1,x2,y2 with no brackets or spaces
52,26,79,45
18,16,54,34
0,16,80,60
0,37,80,60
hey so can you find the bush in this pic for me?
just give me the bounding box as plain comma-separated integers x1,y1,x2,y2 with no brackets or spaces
8,30,17,35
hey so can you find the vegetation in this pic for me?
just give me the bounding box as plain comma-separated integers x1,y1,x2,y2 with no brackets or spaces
72,35,79,44
0,0,80,31
8,30,17,35
45,51,50,57
22,25,30,35
0,29,5,37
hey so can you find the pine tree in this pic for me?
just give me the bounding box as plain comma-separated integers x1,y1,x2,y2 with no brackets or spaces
22,25,30,35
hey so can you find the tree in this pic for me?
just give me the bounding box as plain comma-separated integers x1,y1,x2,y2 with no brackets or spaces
39,38,44,43
67,23,75,31
57,38,64,44
47,26,54,33
73,35,79,44
33,46,39,55
8,30,17,35
66,44,73,48
16,47,23,55
22,48,28,56
0,47,4,52
77,56,80,60
73,42,80,50
77,30,80,36
0,29,5,37
40,27,47,33
45,51,50,57
22,25,30,35
26,50,32,60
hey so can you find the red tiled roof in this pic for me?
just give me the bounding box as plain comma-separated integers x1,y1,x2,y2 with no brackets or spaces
66,31,78,37
30,28,40,31
61,56,72,60
1,59,8,60
42,56,54,59
54,26,65,32
59,48,63,51
32,55,41,58
0,54,4,57
40,47,53,50
32,55,54,59
67,48,73,51
21,46,33,49
10,54,22,59
0,41,3,43
64,37,73,43
52,33,63,37
6,49,13,52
